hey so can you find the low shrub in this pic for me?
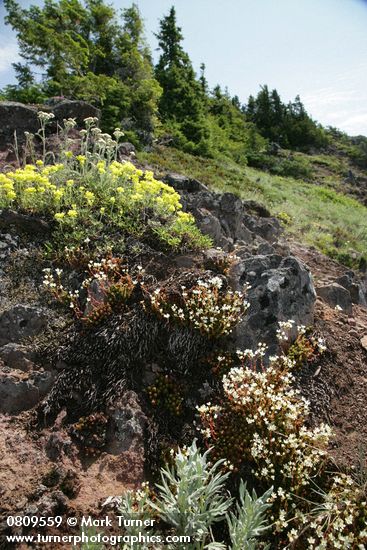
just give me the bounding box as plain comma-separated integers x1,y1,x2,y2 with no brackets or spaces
198,340,332,533
119,441,272,549
0,114,211,253
149,276,249,338
291,474,367,549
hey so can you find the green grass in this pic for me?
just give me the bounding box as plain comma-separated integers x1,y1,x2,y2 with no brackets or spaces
139,146,367,268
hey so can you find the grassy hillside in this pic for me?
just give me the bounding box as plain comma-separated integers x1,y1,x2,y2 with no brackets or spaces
139,146,367,269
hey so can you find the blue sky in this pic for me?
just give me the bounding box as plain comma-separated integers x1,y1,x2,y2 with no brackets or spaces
1,0,367,136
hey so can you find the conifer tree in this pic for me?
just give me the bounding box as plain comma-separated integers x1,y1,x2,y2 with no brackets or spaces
245,85,327,149
3,0,161,138
155,6,209,153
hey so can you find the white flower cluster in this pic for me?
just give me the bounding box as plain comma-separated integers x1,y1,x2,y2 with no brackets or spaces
150,278,249,338
42,257,135,318
37,111,55,123
199,345,332,528
292,474,367,549
43,268,80,313
276,319,296,341
277,320,327,356
42,267,80,312
236,342,267,361
313,336,327,353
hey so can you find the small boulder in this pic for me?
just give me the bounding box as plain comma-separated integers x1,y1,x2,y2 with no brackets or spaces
192,208,233,250
164,173,208,192
0,367,55,414
0,343,36,371
242,214,282,243
317,283,353,314
231,255,316,354
220,192,243,214
106,391,147,455
51,100,100,126
336,272,367,307
0,304,48,346
0,101,39,146
0,210,50,236
243,200,271,218
118,142,136,157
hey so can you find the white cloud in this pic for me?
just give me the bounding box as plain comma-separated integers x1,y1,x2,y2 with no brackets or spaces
339,113,367,136
0,43,20,73
303,83,367,136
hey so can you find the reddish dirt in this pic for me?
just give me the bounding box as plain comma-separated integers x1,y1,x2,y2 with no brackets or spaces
290,240,367,469
0,413,144,547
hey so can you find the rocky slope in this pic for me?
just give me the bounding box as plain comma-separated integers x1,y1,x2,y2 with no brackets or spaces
0,100,366,546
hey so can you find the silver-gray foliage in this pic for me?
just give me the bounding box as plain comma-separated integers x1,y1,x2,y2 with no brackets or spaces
149,440,232,548
226,480,273,550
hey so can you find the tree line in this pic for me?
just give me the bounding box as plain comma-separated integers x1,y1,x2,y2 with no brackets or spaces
2,0,329,159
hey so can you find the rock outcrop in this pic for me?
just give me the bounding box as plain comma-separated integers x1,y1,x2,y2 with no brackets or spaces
230,254,316,354
0,100,100,147
0,304,48,347
178,184,281,252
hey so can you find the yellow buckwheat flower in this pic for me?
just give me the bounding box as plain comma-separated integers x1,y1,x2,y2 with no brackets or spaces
96,161,106,174
67,209,78,218
85,191,95,205
53,189,64,201
76,155,86,166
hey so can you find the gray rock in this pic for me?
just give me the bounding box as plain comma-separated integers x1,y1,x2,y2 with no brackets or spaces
51,100,100,127
336,272,367,307
231,255,316,354
220,192,243,214
164,173,209,192
25,490,68,517
317,283,353,313
192,208,233,250
255,241,276,255
0,101,39,146
0,343,36,371
106,391,147,455
234,245,252,260
242,214,281,243
220,196,254,243
46,432,74,460
0,99,100,147
180,184,281,248
267,142,282,156
119,142,136,157
0,367,55,414
0,304,48,346
0,209,50,235
243,200,271,218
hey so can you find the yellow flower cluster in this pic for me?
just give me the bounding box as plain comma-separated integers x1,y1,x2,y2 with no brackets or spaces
0,159,182,222
0,155,205,251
